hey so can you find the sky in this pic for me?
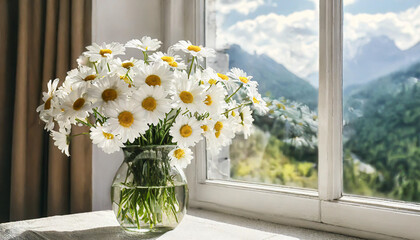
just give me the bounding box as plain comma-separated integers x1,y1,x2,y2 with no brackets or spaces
214,0,420,83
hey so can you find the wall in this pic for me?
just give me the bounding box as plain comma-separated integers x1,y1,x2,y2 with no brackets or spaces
91,0,163,211
91,0,199,211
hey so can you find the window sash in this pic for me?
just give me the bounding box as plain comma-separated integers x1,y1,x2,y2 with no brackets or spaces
183,0,420,239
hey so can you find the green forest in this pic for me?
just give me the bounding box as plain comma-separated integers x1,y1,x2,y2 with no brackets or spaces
228,46,420,203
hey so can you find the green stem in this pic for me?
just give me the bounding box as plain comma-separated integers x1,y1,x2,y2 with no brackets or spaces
187,56,195,78
225,83,244,103
143,51,149,64
93,62,99,74
70,132,89,138
221,102,252,115
75,118,95,128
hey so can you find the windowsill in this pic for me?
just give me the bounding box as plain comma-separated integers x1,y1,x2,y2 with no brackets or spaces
0,208,363,240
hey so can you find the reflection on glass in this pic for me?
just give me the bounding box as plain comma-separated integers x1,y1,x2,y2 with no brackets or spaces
343,1,420,202
205,0,319,189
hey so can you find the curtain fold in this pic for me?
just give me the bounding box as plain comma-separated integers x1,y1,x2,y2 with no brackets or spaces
0,0,92,222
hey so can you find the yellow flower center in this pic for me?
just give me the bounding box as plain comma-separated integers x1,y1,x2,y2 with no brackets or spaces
168,61,178,67
118,111,134,128
44,97,52,110
313,115,318,120
72,98,85,111
276,103,285,110
269,110,275,114
215,131,221,138
217,73,228,80
187,45,201,52
180,124,192,137
208,79,217,85
84,74,97,81
121,62,134,69
145,74,161,86
102,131,114,140
161,56,174,62
101,89,118,102
120,75,131,85
174,149,185,159
239,76,249,83
99,49,112,57
201,125,208,132
204,95,212,106
142,97,157,111
253,97,260,104
231,111,236,117
179,91,194,103
214,121,223,132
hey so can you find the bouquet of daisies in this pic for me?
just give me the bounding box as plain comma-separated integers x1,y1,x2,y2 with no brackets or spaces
37,36,268,169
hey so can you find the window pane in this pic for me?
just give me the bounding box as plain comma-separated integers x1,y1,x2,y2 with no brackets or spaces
205,0,318,189
343,1,420,202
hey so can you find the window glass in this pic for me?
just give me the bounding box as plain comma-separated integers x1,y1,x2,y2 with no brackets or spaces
205,0,319,189
343,0,420,202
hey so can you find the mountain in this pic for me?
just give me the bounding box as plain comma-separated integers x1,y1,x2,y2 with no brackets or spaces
225,44,318,109
344,36,420,88
344,61,420,124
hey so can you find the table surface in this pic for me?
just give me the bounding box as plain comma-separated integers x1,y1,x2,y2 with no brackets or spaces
0,209,363,240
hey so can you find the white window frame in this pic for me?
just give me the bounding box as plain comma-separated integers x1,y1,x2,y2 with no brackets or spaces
183,0,420,239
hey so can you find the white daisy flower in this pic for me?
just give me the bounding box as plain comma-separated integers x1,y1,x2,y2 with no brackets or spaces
283,137,309,148
133,62,173,90
67,66,107,88
216,72,237,90
196,67,219,87
172,72,205,114
90,125,124,154
247,86,268,115
89,74,130,111
205,116,237,153
172,40,215,59
126,36,162,51
237,106,254,139
51,128,70,156
149,50,186,70
132,85,171,126
203,84,227,118
228,67,258,88
107,100,148,143
168,147,193,169
36,78,60,131
110,57,145,76
170,115,203,147
84,42,125,62
60,86,92,123
199,118,215,139
76,55,94,68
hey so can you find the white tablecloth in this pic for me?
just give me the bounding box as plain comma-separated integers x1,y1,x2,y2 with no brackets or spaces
0,210,363,240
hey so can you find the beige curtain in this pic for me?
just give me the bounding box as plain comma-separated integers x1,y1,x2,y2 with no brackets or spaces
0,0,92,222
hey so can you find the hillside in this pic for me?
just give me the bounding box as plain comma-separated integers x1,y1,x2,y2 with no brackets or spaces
343,61,420,201
226,44,318,109
344,61,420,123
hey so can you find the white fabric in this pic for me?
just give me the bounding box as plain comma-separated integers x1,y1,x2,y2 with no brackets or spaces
0,210,362,240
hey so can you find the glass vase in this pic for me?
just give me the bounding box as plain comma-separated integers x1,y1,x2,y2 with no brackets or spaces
111,145,188,236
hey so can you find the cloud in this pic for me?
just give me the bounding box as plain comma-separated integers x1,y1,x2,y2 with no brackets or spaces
344,0,357,6
344,5,420,53
215,0,264,15
216,4,420,80
217,10,319,79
